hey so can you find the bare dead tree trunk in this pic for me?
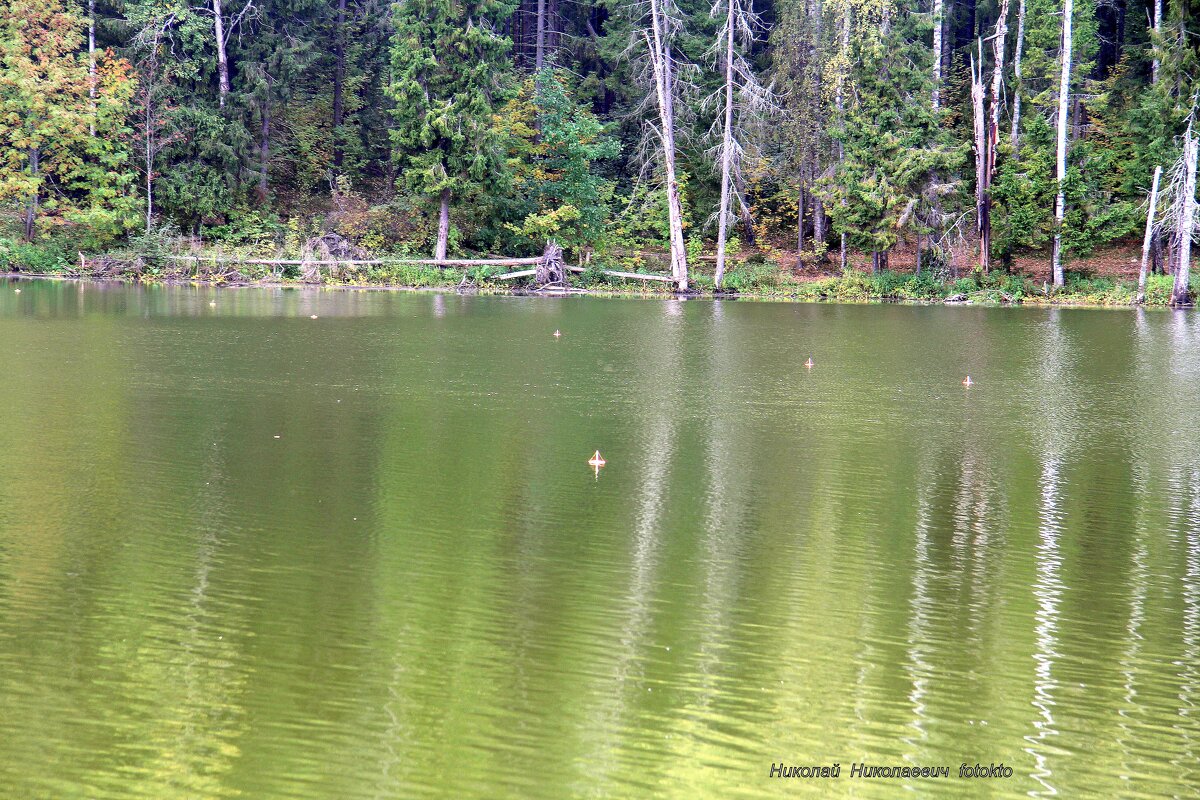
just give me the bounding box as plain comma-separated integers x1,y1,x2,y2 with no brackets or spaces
714,0,736,288
333,0,347,168
213,0,230,108
647,0,689,289
1173,124,1197,306
435,188,451,261
1138,165,1162,303
1010,0,1026,153
1051,0,1073,287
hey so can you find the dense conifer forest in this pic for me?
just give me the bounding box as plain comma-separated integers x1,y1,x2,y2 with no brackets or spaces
2,0,1198,300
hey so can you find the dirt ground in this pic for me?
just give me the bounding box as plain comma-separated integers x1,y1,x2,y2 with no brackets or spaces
781,240,1152,281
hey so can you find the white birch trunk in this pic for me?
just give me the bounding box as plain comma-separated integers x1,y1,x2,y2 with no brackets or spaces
1138,165,1162,302
1051,0,1073,287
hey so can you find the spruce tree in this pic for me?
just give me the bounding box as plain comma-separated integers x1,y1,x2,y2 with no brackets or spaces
389,0,516,260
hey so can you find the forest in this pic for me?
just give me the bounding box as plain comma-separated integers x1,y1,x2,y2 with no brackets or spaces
1,0,1198,301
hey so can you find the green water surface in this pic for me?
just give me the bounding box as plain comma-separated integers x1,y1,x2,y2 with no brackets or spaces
0,279,1196,798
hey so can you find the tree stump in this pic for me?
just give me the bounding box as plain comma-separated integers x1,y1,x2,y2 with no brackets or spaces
535,242,566,285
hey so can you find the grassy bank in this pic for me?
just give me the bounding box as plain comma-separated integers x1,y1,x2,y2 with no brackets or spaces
0,238,1192,306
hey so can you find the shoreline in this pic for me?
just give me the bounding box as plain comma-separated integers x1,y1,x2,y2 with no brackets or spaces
1,270,1191,310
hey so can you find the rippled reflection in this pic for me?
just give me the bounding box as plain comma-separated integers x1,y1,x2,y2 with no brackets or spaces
0,280,1199,798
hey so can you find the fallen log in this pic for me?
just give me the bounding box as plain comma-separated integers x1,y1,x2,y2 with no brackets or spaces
166,255,545,267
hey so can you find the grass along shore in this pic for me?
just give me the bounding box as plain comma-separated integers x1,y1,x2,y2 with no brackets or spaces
0,242,1193,307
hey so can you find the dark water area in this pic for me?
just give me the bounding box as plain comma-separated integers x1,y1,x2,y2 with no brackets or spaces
0,279,1197,798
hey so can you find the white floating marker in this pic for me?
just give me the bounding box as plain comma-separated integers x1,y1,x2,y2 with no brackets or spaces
553,329,561,338
804,357,814,369
588,450,606,467
311,314,319,319
963,375,974,387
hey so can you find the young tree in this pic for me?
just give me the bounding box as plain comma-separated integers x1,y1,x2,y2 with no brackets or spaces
390,0,515,261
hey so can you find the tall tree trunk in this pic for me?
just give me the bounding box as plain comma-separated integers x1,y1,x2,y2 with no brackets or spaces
23,147,38,241
88,0,96,136
213,0,230,108
714,0,736,288
435,188,451,261
333,0,347,168
535,0,546,69
1151,0,1162,85
647,0,688,289
1137,165,1162,303
145,84,154,232
797,186,806,256
971,42,987,271
258,87,271,204
1173,124,1197,306
932,0,944,109
837,3,849,271
1010,0,1026,153
1051,0,1073,287
981,0,1009,272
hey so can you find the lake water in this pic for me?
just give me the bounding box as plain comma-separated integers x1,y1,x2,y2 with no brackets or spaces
0,278,1197,798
